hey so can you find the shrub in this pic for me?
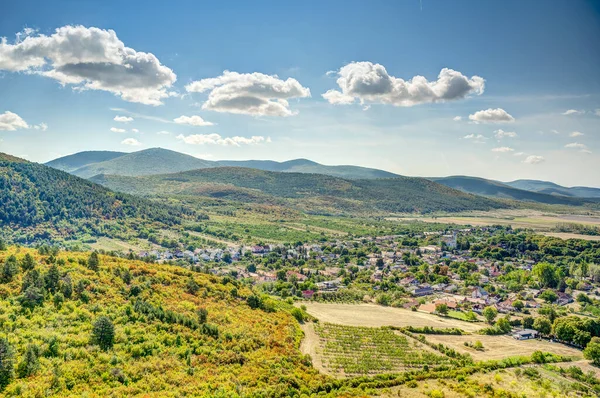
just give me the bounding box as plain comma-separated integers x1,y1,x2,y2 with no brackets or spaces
0,338,14,392
92,316,115,351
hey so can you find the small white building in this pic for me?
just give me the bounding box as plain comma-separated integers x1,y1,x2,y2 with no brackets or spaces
512,329,538,340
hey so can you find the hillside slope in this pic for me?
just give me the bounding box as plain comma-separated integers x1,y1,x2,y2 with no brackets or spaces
91,167,507,214
67,148,217,178
0,247,326,396
506,179,600,198
45,151,126,172
218,158,400,179
0,153,184,243
430,176,595,206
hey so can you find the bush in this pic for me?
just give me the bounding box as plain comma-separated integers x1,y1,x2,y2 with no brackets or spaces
0,338,14,392
92,316,115,351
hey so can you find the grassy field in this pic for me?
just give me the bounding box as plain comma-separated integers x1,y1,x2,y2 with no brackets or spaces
423,334,582,361
300,302,484,332
89,237,161,252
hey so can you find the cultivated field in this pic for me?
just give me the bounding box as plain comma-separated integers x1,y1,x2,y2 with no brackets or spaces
423,334,583,361
541,232,600,241
300,302,484,333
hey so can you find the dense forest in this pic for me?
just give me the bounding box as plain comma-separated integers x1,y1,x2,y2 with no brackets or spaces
91,167,507,215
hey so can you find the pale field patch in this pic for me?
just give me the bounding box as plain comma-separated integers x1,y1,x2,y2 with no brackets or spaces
299,302,484,333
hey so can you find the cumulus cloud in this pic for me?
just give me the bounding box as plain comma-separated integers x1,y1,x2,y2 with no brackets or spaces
156,130,171,135
110,127,126,133
469,108,514,123
185,71,310,116
0,25,177,105
322,62,484,107
569,131,584,137
523,155,545,164
565,142,587,150
176,133,268,146
494,129,517,139
173,115,214,126
114,115,133,123
491,146,514,153
562,109,583,115
453,116,462,121
0,111,29,131
463,134,486,143
131,128,139,133
121,138,141,146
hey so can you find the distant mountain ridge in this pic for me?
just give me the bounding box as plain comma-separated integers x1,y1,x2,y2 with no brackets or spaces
505,179,600,199
46,148,401,179
89,167,507,214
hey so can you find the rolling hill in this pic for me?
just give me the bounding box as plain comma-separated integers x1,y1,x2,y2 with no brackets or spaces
46,148,400,179
90,167,507,214
430,176,597,206
505,179,600,198
0,153,185,243
45,150,126,172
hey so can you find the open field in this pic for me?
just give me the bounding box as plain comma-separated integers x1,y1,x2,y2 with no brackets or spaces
423,334,583,361
89,237,160,252
301,322,452,377
541,232,600,241
300,302,484,333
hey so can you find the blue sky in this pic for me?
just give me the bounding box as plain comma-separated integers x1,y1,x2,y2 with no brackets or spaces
1,0,599,186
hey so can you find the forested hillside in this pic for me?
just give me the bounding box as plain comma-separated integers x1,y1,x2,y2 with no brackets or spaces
90,167,507,214
0,247,325,396
0,153,190,244
45,151,126,173
506,179,600,198
430,176,596,205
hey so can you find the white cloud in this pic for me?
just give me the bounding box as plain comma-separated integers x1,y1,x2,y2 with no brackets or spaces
0,111,29,131
551,129,560,135
523,155,545,164
463,133,486,142
173,115,214,126
562,109,584,115
176,133,268,146
114,115,133,123
33,122,48,131
322,62,484,107
131,128,139,133
494,129,517,139
453,116,462,121
185,70,310,116
491,146,514,153
156,130,171,135
0,25,176,105
110,127,126,133
565,142,587,149
569,131,584,137
514,152,526,156
595,109,600,117
121,138,141,146
469,108,515,123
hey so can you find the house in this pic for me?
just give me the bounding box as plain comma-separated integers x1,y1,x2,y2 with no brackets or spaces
418,303,437,313
411,286,434,297
512,329,538,340
556,292,574,306
471,286,489,299
434,299,458,309
302,290,315,299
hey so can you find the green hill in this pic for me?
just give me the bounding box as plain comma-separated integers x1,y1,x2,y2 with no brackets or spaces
0,153,185,243
218,158,400,179
63,148,217,178
430,176,596,206
46,149,400,179
0,247,325,396
506,179,600,198
45,151,126,173
90,167,507,214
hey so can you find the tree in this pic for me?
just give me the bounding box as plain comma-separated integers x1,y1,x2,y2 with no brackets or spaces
532,262,558,288
197,308,208,324
276,270,287,281
584,337,600,365
1,255,19,283
512,300,524,311
435,303,449,316
523,316,535,329
538,305,558,323
44,264,60,293
0,238,6,251
87,252,100,272
221,252,232,264
60,275,73,299
92,316,115,351
186,278,200,295
496,317,512,333
18,286,44,310
0,338,14,392
247,295,262,309
533,317,552,335
20,253,36,272
540,290,558,303
16,344,40,378
483,306,498,324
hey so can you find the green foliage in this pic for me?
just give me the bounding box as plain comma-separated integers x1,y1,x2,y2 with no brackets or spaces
483,306,498,324
92,316,115,351
0,255,19,283
0,338,14,392
533,317,552,335
20,253,36,271
16,344,41,378
87,252,100,272
584,337,600,365
196,307,208,324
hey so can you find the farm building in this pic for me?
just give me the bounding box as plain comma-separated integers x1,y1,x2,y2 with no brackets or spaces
512,329,538,340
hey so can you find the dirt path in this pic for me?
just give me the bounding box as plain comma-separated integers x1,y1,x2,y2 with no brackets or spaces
299,302,484,333
299,322,339,378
